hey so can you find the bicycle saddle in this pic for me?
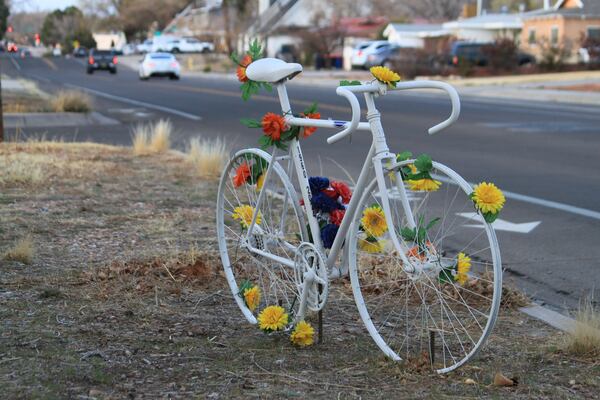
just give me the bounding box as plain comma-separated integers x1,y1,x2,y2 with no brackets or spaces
246,58,303,83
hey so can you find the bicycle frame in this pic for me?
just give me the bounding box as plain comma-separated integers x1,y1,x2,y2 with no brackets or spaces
244,81,424,278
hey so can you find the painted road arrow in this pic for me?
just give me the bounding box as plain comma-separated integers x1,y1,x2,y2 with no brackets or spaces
456,212,541,234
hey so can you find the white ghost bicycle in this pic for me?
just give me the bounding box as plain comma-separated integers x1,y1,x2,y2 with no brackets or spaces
216,58,502,373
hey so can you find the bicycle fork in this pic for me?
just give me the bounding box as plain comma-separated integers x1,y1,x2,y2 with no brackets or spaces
365,92,417,272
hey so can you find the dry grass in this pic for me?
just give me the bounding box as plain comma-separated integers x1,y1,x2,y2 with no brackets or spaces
566,297,600,357
132,119,172,155
0,154,45,185
3,234,34,264
0,140,127,187
1,140,599,399
187,136,228,179
51,90,92,113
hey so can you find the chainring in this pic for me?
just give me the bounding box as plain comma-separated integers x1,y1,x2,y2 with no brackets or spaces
293,242,329,312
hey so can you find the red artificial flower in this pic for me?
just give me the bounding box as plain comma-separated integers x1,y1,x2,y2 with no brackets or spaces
330,209,345,226
261,112,287,141
236,54,252,83
233,162,251,187
321,188,338,199
300,112,321,137
331,181,352,204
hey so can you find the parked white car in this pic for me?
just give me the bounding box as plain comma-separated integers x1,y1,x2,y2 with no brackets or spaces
121,43,136,56
166,37,214,53
137,39,153,53
138,52,181,80
351,40,393,69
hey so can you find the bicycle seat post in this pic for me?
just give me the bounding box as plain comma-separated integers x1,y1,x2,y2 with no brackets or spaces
276,83,293,116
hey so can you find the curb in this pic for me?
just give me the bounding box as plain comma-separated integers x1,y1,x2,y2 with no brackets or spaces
520,304,576,333
4,111,120,129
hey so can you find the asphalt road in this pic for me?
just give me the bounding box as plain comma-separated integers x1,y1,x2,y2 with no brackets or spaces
2,54,599,312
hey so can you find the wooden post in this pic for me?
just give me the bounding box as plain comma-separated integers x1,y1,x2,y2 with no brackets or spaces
0,66,4,142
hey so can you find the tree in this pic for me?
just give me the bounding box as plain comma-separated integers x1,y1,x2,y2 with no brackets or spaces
0,0,9,40
222,0,258,54
41,6,96,52
117,0,188,40
402,0,469,20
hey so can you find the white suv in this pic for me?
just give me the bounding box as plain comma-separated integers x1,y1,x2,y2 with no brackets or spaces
166,37,214,53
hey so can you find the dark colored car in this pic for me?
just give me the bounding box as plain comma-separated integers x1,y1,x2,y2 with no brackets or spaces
87,49,117,74
449,42,535,67
73,46,88,57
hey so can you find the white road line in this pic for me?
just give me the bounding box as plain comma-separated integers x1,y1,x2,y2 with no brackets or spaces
502,189,600,221
64,83,202,121
9,56,21,71
434,174,600,221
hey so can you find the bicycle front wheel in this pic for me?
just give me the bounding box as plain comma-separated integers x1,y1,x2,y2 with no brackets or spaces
349,160,502,373
216,149,307,325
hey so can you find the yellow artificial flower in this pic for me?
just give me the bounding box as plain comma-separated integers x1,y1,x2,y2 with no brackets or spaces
258,305,288,331
243,286,261,312
232,205,262,228
407,178,441,191
472,182,505,214
256,174,265,192
455,252,471,285
370,66,401,87
359,237,385,253
361,206,388,237
290,320,314,347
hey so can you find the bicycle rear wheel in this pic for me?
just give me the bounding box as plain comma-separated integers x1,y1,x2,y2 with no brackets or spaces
349,160,502,373
216,149,307,324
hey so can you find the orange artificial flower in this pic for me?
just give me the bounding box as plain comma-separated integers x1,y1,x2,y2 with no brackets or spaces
236,54,252,82
233,162,251,187
301,112,321,137
261,112,287,141
407,246,426,261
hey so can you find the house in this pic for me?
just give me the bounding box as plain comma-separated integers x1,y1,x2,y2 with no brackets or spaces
442,12,524,43
247,0,322,58
383,23,450,48
163,0,227,50
92,31,127,51
520,0,600,60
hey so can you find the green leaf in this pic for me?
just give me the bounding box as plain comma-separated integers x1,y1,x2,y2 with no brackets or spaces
404,171,434,181
304,102,318,115
483,211,498,223
339,80,361,86
230,52,240,65
240,118,261,128
400,227,415,241
414,154,433,173
438,268,454,284
238,280,253,296
258,135,271,149
396,151,413,162
426,217,441,231
261,82,272,92
248,38,263,60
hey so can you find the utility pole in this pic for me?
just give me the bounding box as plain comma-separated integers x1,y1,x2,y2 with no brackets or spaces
0,62,4,143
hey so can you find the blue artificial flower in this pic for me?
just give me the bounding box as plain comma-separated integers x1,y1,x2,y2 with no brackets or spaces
321,224,339,249
309,176,329,193
310,192,344,214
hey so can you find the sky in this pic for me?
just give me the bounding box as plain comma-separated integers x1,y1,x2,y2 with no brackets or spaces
12,0,79,12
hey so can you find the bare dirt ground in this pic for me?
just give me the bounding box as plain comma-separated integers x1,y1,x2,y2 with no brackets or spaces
1,142,598,399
